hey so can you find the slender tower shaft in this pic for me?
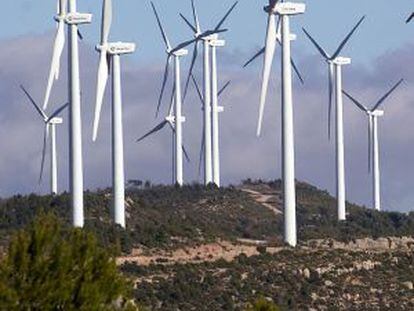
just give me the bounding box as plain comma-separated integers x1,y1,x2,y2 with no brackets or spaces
211,44,221,187
68,0,84,228
112,54,126,228
335,64,346,221
50,124,58,195
174,56,184,186
203,39,213,185
372,116,381,211
281,15,297,247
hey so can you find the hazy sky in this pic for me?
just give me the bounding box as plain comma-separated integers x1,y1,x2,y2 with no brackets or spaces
1,0,414,213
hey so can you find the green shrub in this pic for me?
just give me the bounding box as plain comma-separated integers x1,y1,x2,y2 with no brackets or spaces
0,213,137,310
246,297,280,311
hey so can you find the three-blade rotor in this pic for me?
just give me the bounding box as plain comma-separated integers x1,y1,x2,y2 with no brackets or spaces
343,78,404,173
20,85,68,184
302,15,365,139
180,0,238,101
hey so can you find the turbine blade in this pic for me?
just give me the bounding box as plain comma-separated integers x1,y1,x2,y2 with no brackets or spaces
182,145,191,163
328,63,334,140
39,124,49,184
156,56,171,117
218,81,231,97
171,38,198,54
302,27,330,59
214,1,239,31
257,13,277,137
243,47,265,68
101,0,112,44
331,16,366,60
136,120,168,142
168,85,176,117
372,78,404,112
43,20,65,110
20,85,48,120
291,56,304,84
77,29,83,40
191,0,201,33
93,51,110,141
151,2,171,50
47,102,69,123
342,89,369,112
191,74,204,106
58,0,68,15
179,13,197,33
183,42,199,101
406,13,414,23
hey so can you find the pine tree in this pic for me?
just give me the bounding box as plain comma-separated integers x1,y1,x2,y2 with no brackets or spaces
0,213,138,310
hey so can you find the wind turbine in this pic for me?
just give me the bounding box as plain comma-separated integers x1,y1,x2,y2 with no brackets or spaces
180,0,238,185
93,0,135,228
302,16,365,221
255,1,305,247
20,85,68,195
343,79,404,211
147,1,193,186
67,0,92,227
136,98,191,185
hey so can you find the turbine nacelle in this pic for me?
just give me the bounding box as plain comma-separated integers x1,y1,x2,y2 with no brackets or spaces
272,2,306,16
165,115,186,124
172,48,189,57
48,117,64,125
108,42,136,55
209,39,226,47
370,110,384,117
332,57,351,66
202,33,219,42
65,12,92,25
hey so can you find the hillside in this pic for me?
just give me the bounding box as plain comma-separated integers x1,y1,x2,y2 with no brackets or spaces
1,180,414,309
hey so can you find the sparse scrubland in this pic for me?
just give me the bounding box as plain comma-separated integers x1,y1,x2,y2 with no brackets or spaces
0,180,414,309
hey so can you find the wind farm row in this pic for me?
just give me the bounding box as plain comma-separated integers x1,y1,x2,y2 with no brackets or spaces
18,0,413,247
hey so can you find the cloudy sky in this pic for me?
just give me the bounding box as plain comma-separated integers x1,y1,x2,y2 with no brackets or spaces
1,0,414,213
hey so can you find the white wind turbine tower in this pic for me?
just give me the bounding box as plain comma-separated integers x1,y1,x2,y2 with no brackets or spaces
149,1,197,186
93,0,136,228
256,0,305,247
210,36,226,187
43,0,91,227
180,0,238,186
191,75,230,184
343,79,404,212
302,16,365,221
20,85,69,195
